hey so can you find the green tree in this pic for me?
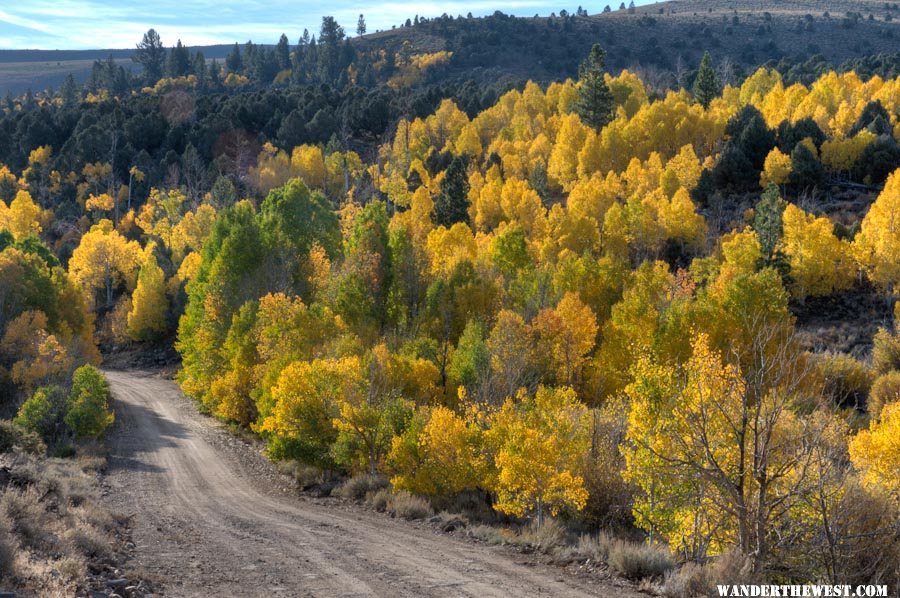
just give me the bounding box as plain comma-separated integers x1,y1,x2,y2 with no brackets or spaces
167,39,191,78
789,143,826,191
693,51,720,109
226,42,243,73
14,385,66,442
276,34,291,70
433,156,470,227
133,28,166,83
357,14,367,36
64,365,114,439
752,184,787,267
574,44,615,131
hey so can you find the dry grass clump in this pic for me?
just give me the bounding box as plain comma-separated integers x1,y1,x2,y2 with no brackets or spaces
552,531,614,564
0,449,120,594
365,487,392,512
0,513,17,580
64,526,112,560
334,474,389,501
467,519,570,554
607,538,675,580
1,488,49,550
386,491,433,520
275,460,324,489
661,550,754,598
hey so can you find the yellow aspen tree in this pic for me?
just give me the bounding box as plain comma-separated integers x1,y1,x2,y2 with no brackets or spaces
531,292,598,386
624,332,811,568
68,219,142,309
486,386,591,526
388,405,486,497
849,401,900,504
780,204,854,299
127,244,169,341
547,113,588,191
760,148,793,188
853,170,900,293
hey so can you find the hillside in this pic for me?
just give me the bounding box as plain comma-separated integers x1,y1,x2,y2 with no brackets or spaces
2,0,900,95
362,0,900,83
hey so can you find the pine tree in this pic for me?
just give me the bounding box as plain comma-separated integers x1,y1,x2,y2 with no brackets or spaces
60,74,79,106
357,14,367,36
193,52,208,91
226,42,242,73
693,51,719,109
167,40,191,78
133,28,166,83
574,44,615,131
433,156,470,227
276,34,290,70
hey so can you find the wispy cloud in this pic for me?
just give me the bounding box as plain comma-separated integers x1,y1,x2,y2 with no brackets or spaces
0,0,658,50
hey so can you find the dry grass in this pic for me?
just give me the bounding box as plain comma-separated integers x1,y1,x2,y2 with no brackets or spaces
467,519,571,554
64,526,112,560
607,538,675,580
0,448,121,594
386,491,433,520
275,460,326,489
334,474,389,501
365,488,392,512
0,513,17,581
661,551,755,597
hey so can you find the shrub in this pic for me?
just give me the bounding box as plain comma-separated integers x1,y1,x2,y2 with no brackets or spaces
64,526,112,560
64,365,114,440
366,488,392,512
275,460,323,489
517,518,566,553
0,515,16,580
1,488,47,550
872,327,900,375
387,491,433,520
0,420,45,455
818,354,873,409
14,385,67,442
607,539,675,580
468,524,508,545
334,474,389,501
868,371,900,418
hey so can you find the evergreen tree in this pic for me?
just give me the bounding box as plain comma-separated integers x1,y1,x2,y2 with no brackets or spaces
789,144,826,191
226,42,242,73
753,184,787,264
574,44,614,131
276,34,291,70
60,74,79,106
693,51,719,109
194,52,208,91
434,156,470,227
167,40,191,77
133,28,166,83
357,14,367,36
209,60,222,88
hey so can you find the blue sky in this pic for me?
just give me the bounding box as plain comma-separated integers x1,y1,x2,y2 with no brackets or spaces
0,0,657,50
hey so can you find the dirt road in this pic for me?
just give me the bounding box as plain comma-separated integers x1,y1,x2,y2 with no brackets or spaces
101,370,636,597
